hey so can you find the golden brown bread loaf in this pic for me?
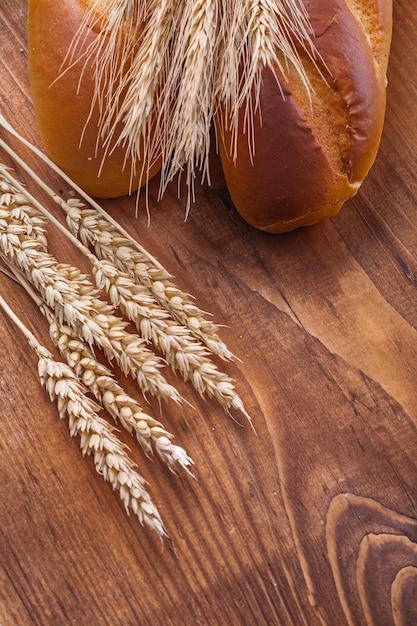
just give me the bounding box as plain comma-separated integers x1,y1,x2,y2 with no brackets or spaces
27,0,161,198
216,0,393,232
27,0,393,231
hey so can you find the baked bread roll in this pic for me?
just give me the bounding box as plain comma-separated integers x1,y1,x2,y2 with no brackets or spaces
27,0,393,231
27,0,161,198
216,0,393,232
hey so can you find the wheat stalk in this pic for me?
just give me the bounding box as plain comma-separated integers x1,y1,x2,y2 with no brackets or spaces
0,156,247,419
0,293,167,537
0,126,234,363
0,166,182,404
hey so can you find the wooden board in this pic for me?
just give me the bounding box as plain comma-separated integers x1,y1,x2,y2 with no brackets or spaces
1,2,417,624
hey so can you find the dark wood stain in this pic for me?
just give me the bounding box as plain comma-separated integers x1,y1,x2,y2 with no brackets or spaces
0,2,416,624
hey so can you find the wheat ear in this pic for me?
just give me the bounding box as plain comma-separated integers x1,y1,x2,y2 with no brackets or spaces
44,305,195,474
158,0,218,203
0,294,167,537
0,166,182,404
3,255,193,472
107,0,174,177
64,201,235,361
92,258,249,419
241,0,314,96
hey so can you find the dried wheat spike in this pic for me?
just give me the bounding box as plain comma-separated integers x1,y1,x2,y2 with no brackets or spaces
0,294,167,537
93,258,251,420
0,177,48,249
158,0,218,198
36,344,168,536
0,175,182,404
43,305,194,473
105,0,175,178
64,200,234,361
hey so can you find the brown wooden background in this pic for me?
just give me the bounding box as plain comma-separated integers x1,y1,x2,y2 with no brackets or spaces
1,1,417,624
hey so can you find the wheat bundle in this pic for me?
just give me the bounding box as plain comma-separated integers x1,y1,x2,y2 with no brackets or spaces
0,123,254,535
0,172,194,536
59,0,314,191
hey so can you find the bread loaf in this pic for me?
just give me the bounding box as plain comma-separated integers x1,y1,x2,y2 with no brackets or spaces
216,0,393,232
27,0,393,231
27,0,161,198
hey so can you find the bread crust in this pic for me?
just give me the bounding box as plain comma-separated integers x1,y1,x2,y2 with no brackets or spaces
27,0,160,198
217,0,393,233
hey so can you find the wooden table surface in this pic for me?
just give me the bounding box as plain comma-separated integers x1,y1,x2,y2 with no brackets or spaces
1,2,417,625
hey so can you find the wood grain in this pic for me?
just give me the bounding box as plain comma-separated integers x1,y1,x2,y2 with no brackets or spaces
1,2,416,625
